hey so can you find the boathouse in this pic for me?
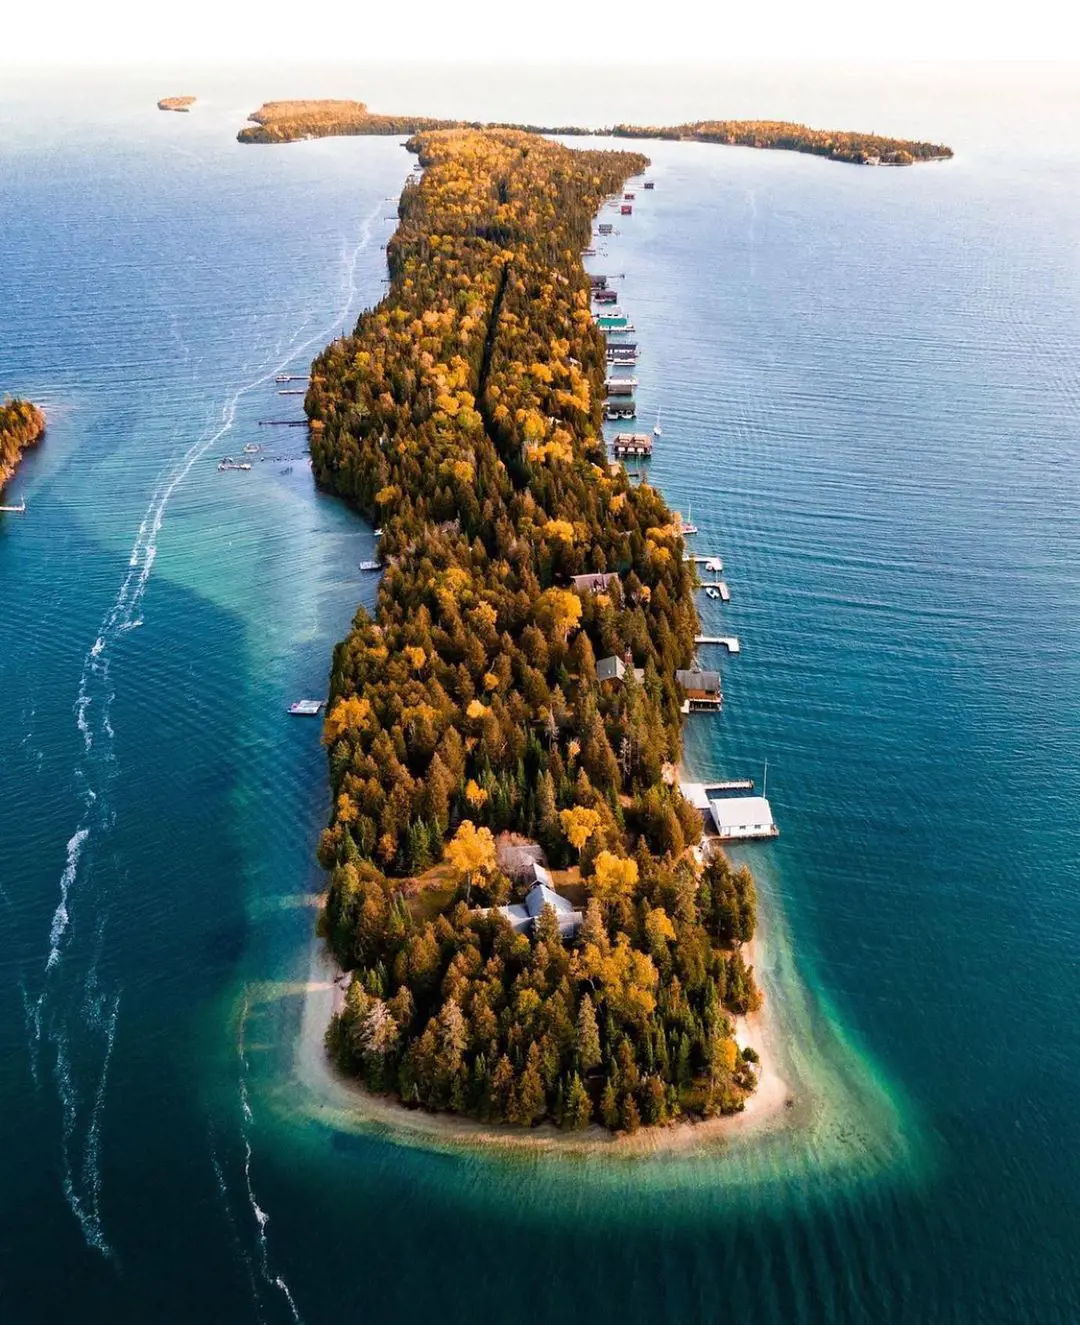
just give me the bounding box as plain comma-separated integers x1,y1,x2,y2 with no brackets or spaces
676,669,723,710
707,795,778,842
611,433,653,457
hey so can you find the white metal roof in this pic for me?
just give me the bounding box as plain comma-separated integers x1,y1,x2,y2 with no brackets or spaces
707,796,775,830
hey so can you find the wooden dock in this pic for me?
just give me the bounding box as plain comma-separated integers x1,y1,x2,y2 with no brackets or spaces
258,420,307,427
0,500,26,514
696,635,740,654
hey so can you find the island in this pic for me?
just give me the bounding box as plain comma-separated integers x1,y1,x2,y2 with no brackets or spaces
158,96,196,113
306,128,762,1136
1,397,45,494
238,97,951,165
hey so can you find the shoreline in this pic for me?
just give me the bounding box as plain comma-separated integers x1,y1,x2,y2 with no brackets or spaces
293,900,794,1157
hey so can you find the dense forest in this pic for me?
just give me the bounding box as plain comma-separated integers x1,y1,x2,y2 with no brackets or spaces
0,397,45,491
308,127,762,1132
608,119,951,164
238,98,951,165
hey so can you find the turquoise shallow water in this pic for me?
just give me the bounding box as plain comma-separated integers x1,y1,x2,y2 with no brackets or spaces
2,65,1079,1323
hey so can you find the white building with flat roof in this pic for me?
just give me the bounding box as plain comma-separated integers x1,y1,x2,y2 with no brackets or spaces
707,796,778,842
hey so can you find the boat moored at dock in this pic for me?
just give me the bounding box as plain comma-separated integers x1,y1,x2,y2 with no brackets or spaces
288,698,326,716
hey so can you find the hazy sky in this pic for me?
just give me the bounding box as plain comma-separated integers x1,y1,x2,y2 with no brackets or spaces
6,0,1080,65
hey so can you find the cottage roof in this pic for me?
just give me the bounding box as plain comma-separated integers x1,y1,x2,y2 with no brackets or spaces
596,655,626,682
676,668,721,692
525,882,574,917
496,903,533,933
498,841,545,880
571,571,619,594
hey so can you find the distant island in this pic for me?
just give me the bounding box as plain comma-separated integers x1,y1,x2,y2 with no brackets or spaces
308,128,763,1135
0,397,45,493
238,98,952,165
158,96,196,113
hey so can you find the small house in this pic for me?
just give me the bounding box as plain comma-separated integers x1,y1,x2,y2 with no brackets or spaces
597,655,645,684
491,880,584,939
571,571,619,595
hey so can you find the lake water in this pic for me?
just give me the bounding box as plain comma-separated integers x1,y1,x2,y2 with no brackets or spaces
2,64,1079,1324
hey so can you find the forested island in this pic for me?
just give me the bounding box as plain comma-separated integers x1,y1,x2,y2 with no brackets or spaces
238,98,951,165
307,127,762,1134
158,96,196,112
0,398,45,492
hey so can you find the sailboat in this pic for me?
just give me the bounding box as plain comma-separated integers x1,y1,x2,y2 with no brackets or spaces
679,503,698,536
653,407,663,437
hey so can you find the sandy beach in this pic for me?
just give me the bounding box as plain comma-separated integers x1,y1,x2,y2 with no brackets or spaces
291,904,793,1158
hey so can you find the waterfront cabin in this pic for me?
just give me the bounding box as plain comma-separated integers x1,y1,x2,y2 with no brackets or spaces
624,191,635,200
598,222,614,234
589,274,608,290
607,349,638,365
604,377,636,396
593,288,618,305
571,570,620,595
676,668,723,711
595,314,631,330
611,433,653,458
643,181,655,189
706,795,778,842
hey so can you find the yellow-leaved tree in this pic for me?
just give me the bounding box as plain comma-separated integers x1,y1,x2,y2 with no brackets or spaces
590,851,639,907
560,806,602,855
445,819,496,900
322,695,372,745
536,587,582,642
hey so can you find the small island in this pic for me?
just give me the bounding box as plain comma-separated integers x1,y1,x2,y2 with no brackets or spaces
1,397,45,494
307,128,762,1136
238,97,951,165
158,96,196,113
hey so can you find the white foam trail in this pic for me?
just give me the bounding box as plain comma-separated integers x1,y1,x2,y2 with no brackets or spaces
34,189,384,1269
55,991,120,1264
19,981,42,1085
237,995,305,1324
46,828,90,970
209,1140,266,1325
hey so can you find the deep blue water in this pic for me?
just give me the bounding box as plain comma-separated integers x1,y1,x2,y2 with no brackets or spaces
2,65,1079,1324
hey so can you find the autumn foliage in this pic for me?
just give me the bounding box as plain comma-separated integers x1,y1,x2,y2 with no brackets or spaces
311,128,761,1131
0,397,45,492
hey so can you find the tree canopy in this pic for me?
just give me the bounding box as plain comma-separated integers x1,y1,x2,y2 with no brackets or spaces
0,397,45,492
310,127,762,1132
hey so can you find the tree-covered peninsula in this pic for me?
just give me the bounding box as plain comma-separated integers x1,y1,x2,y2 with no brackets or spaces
238,98,951,165
0,397,45,492
309,128,761,1133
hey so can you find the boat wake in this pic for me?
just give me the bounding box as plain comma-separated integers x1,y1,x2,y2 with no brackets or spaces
210,995,306,1325
24,190,385,1264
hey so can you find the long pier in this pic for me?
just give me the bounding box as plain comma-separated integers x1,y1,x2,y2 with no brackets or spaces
258,420,308,427
0,500,26,514
696,635,740,654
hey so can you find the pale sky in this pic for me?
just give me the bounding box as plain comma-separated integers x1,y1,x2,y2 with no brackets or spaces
5,0,1080,65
